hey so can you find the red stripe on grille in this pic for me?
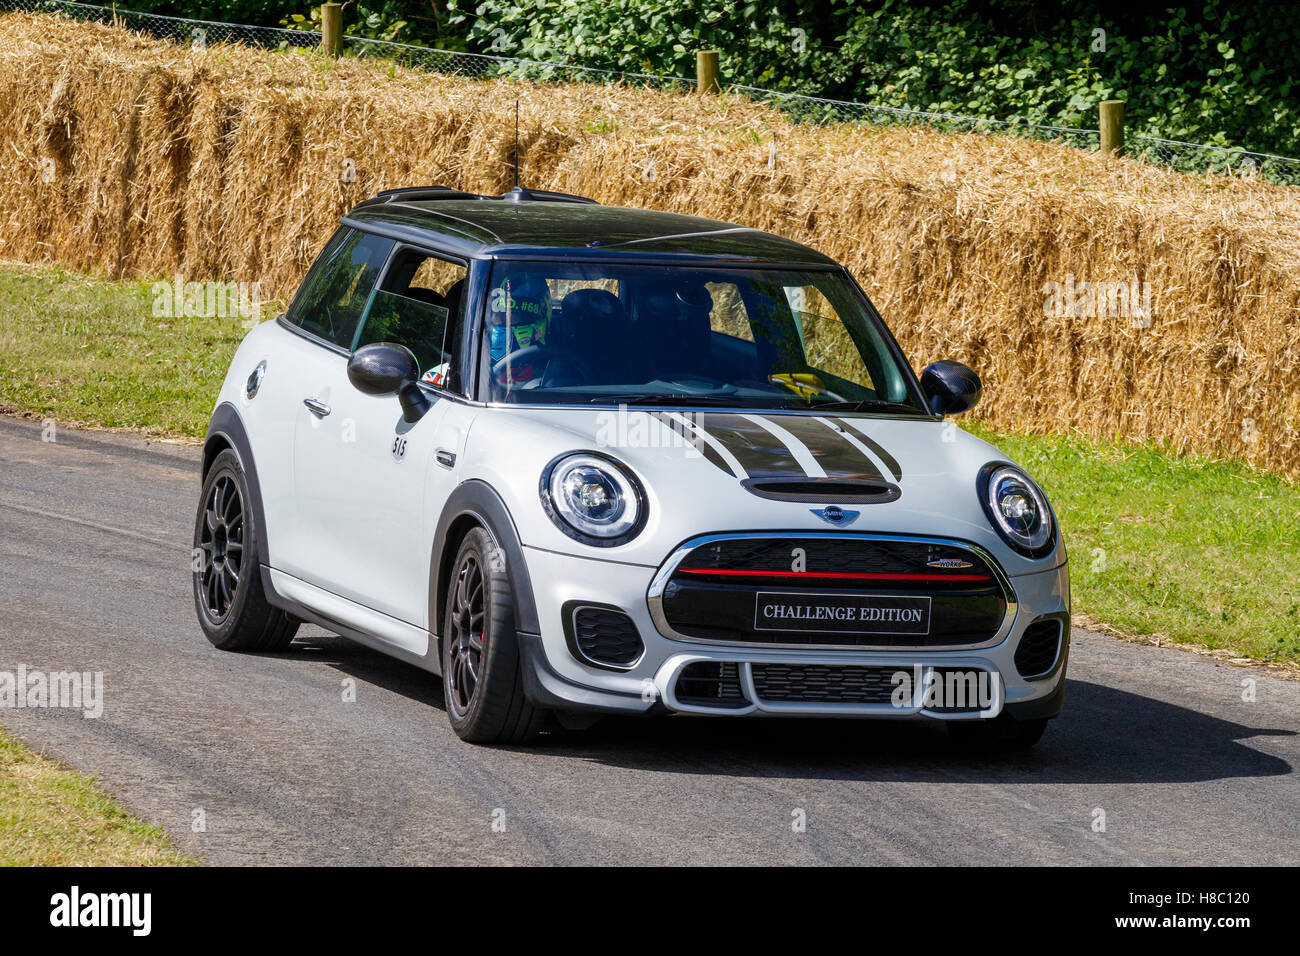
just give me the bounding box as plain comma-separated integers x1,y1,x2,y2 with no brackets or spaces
676,568,991,583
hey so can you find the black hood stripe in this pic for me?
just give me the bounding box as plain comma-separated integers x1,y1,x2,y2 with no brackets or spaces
648,410,904,485
650,411,745,478
742,414,829,477
765,415,885,481
639,411,904,486
692,413,807,477
837,418,903,481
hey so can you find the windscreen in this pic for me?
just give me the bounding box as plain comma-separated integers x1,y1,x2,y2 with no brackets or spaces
482,261,925,413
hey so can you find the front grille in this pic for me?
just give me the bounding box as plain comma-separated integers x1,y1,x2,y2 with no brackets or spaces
677,537,994,577
1015,618,1063,679
750,663,896,704
659,536,1009,647
674,662,748,708
570,606,643,667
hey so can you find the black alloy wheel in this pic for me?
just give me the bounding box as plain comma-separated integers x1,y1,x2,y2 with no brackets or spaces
198,474,244,622
445,551,486,719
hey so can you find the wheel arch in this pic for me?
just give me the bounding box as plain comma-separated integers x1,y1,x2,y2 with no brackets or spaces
430,480,540,649
203,402,272,569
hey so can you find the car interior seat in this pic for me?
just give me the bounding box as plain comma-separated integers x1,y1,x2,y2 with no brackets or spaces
542,288,629,385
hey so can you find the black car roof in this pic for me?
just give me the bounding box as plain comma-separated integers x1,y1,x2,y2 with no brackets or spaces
340,189,838,267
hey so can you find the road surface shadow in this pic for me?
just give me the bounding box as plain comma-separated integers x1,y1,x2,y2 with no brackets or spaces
292,635,1294,785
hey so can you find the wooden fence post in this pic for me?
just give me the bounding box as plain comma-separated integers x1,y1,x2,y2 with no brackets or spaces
696,50,721,94
321,3,343,58
1100,99,1125,155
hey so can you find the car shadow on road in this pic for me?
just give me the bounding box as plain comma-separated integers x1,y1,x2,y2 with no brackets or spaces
557,680,1295,785
291,635,1294,785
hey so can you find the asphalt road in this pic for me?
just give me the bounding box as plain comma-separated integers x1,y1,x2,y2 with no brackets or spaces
1,414,1297,866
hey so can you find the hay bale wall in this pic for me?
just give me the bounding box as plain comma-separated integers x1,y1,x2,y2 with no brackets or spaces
1,13,1297,477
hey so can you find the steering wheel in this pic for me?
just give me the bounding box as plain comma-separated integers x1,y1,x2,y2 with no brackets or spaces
491,344,559,384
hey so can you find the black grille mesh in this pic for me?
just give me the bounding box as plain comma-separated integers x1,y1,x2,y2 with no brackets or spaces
573,607,643,667
750,663,897,704
674,662,748,708
676,537,997,580
1015,618,1063,678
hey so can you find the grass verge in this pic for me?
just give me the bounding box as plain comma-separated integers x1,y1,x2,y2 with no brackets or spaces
1,262,1297,665
968,425,1299,666
0,729,198,865
0,262,263,439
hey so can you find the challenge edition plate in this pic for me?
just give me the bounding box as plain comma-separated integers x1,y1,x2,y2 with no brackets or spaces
754,591,932,635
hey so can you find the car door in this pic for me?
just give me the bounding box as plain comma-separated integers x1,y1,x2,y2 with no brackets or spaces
291,242,475,639
269,226,390,583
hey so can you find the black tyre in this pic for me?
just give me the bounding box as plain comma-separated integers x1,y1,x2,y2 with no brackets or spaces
193,448,298,652
947,714,1048,750
442,527,544,745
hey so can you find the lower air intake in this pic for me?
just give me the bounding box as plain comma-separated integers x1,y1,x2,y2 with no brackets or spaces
674,662,748,708
1015,618,1063,679
570,606,643,668
750,663,897,704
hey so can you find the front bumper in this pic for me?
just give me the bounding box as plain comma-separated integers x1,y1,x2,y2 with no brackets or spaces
518,541,1070,721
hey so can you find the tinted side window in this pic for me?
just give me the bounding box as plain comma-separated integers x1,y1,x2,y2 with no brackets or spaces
287,228,395,349
354,247,468,391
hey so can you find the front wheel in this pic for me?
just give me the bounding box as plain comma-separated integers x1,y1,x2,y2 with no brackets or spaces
442,527,544,745
193,449,298,652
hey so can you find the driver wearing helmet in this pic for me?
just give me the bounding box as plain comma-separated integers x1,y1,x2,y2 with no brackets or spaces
488,273,552,384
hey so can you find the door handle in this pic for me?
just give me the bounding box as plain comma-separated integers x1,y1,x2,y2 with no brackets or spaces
435,448,456,469
303,398,332,417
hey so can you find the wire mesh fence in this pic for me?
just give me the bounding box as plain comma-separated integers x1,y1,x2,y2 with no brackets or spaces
6,0,1299,186
734,85,1102,153
1127,133,1300,184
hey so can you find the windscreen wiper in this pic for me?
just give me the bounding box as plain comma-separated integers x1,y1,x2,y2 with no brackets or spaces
589,393,737,407
811,399,928,414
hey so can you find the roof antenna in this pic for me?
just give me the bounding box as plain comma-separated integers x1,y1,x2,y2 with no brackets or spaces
513,99,520,190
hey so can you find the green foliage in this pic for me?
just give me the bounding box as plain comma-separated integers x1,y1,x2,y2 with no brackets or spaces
447,0,1300,155
135,1,469,48
126,0,304,28
281,1,411,42
449,0,837,85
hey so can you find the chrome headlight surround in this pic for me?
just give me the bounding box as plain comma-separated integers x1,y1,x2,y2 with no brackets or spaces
977,462,1056,558
539,451,648,547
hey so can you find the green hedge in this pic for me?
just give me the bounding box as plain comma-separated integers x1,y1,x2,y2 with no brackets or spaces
446,0,1299,155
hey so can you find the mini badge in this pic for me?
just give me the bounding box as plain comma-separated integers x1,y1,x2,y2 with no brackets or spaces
810,506,860,525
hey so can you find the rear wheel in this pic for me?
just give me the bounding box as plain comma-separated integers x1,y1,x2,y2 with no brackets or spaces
947,715,1048,750
442,527,544,745
193,448,298,652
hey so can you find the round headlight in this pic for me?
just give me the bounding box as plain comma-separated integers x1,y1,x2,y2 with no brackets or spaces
542,453,645,544
979,464,1054,557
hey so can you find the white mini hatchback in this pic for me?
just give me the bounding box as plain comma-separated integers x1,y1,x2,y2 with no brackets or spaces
194,186,1070,747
